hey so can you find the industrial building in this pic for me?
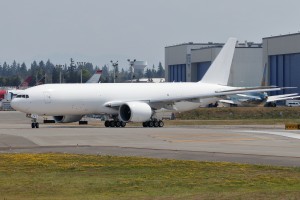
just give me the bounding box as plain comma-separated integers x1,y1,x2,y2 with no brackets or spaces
165,41,263,87
263,33,300,95
165,33,300,96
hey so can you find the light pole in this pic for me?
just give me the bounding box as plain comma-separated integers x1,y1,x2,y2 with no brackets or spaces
77,62,86,83
56,64,63,83
110,60,118,83
127,59,136,82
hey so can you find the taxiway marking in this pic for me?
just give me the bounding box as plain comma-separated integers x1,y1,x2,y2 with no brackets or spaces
240,130,300,140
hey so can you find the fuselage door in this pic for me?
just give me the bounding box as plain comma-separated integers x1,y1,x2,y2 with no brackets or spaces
44,91,51,104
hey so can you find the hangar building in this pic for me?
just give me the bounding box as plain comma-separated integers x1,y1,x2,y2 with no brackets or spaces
165,41,263,87
263,33,300,95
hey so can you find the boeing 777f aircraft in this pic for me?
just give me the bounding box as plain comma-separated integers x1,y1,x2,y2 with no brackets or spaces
11,38,284,128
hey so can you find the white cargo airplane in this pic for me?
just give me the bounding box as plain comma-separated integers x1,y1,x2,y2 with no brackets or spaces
11,38,284,128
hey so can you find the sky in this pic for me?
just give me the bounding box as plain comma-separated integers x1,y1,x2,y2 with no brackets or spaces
1,0,300,69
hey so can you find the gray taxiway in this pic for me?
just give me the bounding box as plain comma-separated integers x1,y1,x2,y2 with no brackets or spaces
0,111,300,167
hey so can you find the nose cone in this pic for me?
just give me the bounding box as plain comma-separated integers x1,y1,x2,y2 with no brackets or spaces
11,98,25,112
10,98,18,110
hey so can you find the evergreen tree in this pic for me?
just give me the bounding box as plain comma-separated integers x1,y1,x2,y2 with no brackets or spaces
30,61,39,86
145,68,153,78
101,65,109,83
52,65,61,83
82,69,91,83
20,62,27,76
85,63,94,74
2,62,9,77
11,60,18,76
156,62,165,78
152,65,157,78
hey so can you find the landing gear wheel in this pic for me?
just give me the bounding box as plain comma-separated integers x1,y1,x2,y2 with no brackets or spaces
104,120,110,127
143,122,148,127
158,120,164,127
31,122,39,128
148,121,154,127
121,122,126,127
154,121,159,127
116,121,121,127
109,121,115,127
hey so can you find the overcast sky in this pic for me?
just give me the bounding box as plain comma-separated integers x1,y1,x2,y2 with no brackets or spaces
1,0,300,69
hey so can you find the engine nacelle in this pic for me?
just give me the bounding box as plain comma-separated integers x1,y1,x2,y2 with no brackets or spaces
53,115,83,123
119,102,152,122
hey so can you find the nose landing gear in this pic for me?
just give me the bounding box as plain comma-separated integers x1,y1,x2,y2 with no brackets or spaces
27,114,39,128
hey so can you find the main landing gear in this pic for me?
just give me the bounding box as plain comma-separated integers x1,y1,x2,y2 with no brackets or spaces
143,119,164,128
104,119,164,128
104,120,127,128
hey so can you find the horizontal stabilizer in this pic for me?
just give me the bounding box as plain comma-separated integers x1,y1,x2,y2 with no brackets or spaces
219,99,236,105
267,93,300,102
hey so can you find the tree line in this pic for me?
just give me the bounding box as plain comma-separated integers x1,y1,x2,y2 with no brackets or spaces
0,59,165,87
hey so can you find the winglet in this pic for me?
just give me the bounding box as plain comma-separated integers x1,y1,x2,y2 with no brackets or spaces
200,37,237,85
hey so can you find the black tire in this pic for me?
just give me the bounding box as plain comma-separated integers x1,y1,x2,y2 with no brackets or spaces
148,121,154,127
158,120,164,127
116,121,121,127
31,123,35,128
35,123,39,128
154,121,159,127
121,121,126,127
104,120,110,127
143,122,148,127
109,121,115,127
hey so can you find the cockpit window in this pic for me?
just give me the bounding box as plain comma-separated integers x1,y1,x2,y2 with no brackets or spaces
15,94,29,98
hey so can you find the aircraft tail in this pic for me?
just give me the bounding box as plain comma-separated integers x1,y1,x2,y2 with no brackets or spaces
261,64,267,86
19,76,32,88
199,37,237,85
86,70,102,83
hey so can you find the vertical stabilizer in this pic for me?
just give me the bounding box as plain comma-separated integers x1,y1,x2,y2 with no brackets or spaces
86,70,102,83
200,37,237,85
19,76,32,88
261,64,267,86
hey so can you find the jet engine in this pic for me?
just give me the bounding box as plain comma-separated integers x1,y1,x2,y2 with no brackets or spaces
53,115,83,123
119,102,152,122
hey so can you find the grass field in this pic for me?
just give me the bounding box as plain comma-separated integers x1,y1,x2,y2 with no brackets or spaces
175,107,300,120
0,154,300,200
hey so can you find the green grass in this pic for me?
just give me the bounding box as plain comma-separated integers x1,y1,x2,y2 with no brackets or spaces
176,107,300,120
0,154,300,200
